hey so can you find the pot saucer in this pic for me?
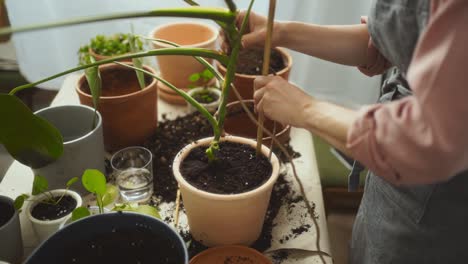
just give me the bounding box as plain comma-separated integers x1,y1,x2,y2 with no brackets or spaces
158,84,187,105
190,245,271,264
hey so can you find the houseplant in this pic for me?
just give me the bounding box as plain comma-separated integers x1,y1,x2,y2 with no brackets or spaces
15,175,82,242
186,68,221,113
0,0,297,249
0,195,23,263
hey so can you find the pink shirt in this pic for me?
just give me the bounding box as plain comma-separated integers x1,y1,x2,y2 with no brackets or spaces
347,0,468,185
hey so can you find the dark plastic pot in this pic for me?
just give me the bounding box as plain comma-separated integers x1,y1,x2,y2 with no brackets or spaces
26,212,188,264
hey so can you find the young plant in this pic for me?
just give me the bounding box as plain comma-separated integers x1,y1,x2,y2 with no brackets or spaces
71,169,160,222
14,175,78,212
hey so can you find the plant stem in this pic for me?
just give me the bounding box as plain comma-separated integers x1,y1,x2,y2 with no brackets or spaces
0,8,235,36
9,48,228,95
115,62,220,139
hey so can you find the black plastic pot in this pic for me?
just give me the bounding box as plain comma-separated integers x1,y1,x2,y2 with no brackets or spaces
26,212,188,264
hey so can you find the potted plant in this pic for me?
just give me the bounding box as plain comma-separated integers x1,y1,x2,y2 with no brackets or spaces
0,195,23,263
187,68,222,113
14,175,82,242
0,0,285,248
78,33,143,62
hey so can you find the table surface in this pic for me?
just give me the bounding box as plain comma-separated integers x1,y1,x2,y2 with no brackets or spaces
0,74,333,264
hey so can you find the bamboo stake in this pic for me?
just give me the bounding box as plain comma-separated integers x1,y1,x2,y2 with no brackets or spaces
256,0,276,154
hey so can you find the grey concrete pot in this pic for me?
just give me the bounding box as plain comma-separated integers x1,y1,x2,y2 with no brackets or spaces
33,105,105,194
0,195,23,263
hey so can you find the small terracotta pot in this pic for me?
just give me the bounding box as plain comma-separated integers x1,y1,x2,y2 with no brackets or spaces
149,22,219,97
190,245,271,264
222,100,290,147
27,189,82,243
173,136,280,247
217,47,292,102
76,63,158,151
88,47,132,63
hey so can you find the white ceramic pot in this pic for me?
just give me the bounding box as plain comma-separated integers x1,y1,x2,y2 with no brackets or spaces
149,22,219,90
33,105,105,194
187,87,222,113
27,189,82,242
0,195,23,263
173,136,280,247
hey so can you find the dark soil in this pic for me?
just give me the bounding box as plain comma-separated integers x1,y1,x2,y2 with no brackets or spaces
271,250,289,264
81,67,152,97
235,48,286,75
224,256,254,264
192,89,219,104
0,200,14,227
180,141,272,194
31,195,77,221
63,228,183,264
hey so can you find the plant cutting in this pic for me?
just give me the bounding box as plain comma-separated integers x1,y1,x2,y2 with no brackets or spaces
0,0,323,257
14,175,82,242
187,68,221,113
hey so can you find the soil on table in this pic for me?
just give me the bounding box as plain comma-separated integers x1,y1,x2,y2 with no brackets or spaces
0,201,14,227
234,48,286,75
62,227,183,264
181,141,272,194
31,195,77,221
224,256,254,264
192,89,219,104
81,67,152,97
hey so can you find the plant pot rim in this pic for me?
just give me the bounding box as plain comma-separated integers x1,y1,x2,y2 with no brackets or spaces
34,104,102,145
110,146,153,172
224,99,291,141
0,195,18,231
189,245,271,264
75,63,158,101
187,87,222,107
27,189,82,225
88,47,132,62
149,21,219,48
173,136,280,201
216,47,293,78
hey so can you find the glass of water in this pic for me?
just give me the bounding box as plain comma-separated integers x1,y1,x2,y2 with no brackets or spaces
110,146,154,203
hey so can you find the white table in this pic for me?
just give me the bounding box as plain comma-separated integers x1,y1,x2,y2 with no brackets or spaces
0,74,333,263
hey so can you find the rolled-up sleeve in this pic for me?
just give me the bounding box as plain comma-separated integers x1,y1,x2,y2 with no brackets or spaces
357,16,392,76
347,0,468,185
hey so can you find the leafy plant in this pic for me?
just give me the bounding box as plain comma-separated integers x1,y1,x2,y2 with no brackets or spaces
188,68,216,89
14,175,79,212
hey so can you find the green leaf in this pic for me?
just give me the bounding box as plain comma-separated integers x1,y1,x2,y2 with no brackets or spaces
14,194,29,211
66,177,79,188
84,56,102,111
32,175,48,195
112,203,161,219
0,94,63,168
201,68,214,81
189,73,200,82
101,184,119,207
129,34,146,90
71,206,91,221
81,169,107,196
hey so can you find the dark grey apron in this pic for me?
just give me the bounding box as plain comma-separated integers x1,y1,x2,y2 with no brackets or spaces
349,1,468,263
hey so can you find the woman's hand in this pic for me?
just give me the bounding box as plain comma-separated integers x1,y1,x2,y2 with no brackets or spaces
234,11,284,49
253,75,315,128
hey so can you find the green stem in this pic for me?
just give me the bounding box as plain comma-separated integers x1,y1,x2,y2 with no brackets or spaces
115,62,220,139
0,8,235,36
9,48,228,95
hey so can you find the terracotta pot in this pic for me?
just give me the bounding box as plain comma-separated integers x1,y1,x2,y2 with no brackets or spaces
187,87,222,113
222,100,290,147
27,189,82,243
88,47,132,62
149,22,219,99
76,63,158,151
190,245,271,264
217,47,293,102
173,136,280,247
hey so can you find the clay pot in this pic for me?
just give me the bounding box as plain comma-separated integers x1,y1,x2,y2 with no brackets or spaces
173,136,280,247
217,47,292,102
88,47,132,62
190,245,271,264
76,63,158,151
222,100,290,147
149,22,219,103
27,189,82,243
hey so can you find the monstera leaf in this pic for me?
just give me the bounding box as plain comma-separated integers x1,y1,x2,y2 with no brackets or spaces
0,94,63,168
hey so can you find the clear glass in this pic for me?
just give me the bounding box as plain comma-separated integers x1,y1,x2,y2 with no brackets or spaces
110,146,154,203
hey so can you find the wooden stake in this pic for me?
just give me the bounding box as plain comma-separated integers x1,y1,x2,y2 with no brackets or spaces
256,0,277,154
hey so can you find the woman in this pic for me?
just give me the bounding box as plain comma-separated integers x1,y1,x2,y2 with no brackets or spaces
241,0,468,263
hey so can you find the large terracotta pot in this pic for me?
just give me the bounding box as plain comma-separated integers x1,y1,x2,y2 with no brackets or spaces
149,22,219,104
76,64,158,151
173,136,280,247
223,100,290,147
217,47,293,102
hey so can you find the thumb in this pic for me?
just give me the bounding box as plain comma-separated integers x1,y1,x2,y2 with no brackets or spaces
241,31,264,49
